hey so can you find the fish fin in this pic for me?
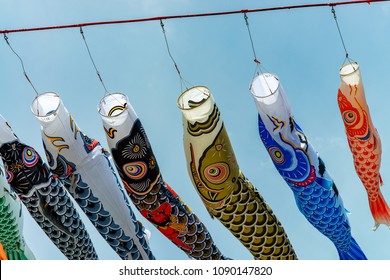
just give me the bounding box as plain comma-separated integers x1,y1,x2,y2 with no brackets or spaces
368,191,390,229
0,243,8,260
36,192,73,236
0,243,29,260
337,236,367,260
345,208,351,215
379,174,384,187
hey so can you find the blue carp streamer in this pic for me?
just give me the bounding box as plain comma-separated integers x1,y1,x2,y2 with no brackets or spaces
250,73,367,260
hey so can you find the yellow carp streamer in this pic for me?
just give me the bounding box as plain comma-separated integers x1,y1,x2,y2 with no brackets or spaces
177,86,297,260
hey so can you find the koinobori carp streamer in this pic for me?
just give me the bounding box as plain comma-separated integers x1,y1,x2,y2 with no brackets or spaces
98,92,228,260
337,62,390,230
0,114,98,260
177,86,297,260
250,73,366,260
31,92,155,260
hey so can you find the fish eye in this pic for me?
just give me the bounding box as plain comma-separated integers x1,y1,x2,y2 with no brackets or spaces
343,110,357,124
204,162,229,184
269,146,285,165
123,161,147,180
22,147,39,167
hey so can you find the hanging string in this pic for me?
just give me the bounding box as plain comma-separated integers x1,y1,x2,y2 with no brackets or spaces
3,34,40,96
243,13,273,96
331,6,355,68
80,27,110,95
244,13,260,66
160,20,192,92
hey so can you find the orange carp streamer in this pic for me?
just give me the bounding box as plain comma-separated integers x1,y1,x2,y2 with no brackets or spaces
337,62,390,230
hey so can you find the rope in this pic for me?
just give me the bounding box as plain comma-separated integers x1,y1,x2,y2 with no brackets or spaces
80,27,110,95
0,1,382,34
160,20,192,92
243,14,273,95
3,34,40,96
244,13,260,65
331,6,354,67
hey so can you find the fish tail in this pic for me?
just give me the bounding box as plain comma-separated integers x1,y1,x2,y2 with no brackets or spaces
338,236,367,260
369,191,390,230
5,250,28,260
0,243,29,260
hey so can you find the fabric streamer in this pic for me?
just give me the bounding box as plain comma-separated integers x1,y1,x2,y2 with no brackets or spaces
0,114,98,260
250,73,367,259
0,157,35,260
177,86,297,260
98,92,228,260
31,92,155,260
337,62,390,230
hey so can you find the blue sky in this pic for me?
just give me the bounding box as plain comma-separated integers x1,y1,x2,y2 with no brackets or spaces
1,0,390,260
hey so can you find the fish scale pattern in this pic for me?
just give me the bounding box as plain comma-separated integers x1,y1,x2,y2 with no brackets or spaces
211,173,295,259
0,140,98,260
50,153,154,260
20,177,98,259
0,195,25,259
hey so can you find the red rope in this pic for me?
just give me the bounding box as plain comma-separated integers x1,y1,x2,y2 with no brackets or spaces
0,0,386,34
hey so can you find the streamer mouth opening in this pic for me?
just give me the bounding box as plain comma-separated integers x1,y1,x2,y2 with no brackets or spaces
339,61,359,76
31,92,61,118
176,86,210,110
98,92,128,118
250,73,280,104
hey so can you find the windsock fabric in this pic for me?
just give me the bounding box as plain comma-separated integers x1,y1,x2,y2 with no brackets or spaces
0,114,98,260
337,62,390,230
177,86,297,260
250,73,366,260
31,92,155,260
98,92,228,260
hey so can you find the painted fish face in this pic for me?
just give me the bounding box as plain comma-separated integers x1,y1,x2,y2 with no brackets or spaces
337,89,369,139
250,73,319,186
189,125,239,209
258,115,319,187
0,141,50,196
111,119,159,196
